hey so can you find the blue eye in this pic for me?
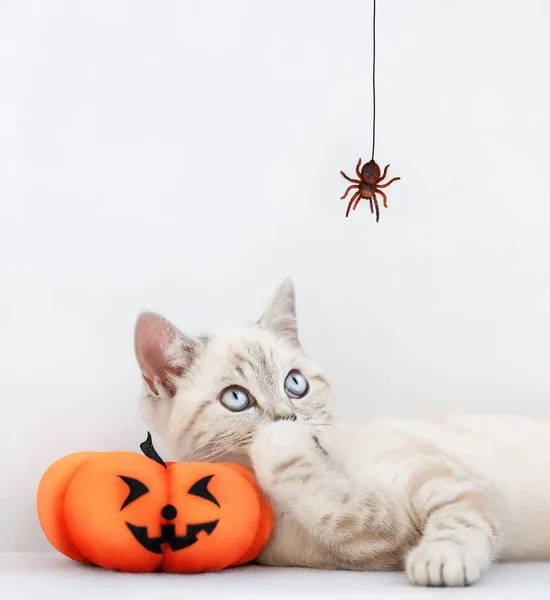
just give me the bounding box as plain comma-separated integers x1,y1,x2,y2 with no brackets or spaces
284,371,309,399
220,387,251,412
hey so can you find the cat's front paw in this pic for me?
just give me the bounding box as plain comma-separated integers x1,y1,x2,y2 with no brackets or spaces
250,419,316,493
406,540,487,587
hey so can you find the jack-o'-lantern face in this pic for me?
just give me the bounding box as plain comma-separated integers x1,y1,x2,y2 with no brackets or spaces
37,434,273,573
121,473,220,554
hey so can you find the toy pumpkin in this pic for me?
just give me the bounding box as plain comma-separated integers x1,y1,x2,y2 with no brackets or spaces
37,433,273,573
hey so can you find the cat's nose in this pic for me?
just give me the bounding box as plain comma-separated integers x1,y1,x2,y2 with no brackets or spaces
272,413,297,422
266,401,297,422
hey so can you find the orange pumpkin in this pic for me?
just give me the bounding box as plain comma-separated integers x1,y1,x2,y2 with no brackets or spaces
37,433,273,573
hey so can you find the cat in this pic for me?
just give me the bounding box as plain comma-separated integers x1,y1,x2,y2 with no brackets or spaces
134,279,550,587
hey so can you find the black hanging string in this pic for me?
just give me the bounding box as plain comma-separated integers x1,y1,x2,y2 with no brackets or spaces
371,0,376,161
339,0,400,221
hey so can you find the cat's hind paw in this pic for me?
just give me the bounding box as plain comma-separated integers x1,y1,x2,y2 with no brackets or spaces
405,540,487,587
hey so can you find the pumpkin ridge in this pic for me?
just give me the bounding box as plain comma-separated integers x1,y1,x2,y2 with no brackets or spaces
37,451,97,564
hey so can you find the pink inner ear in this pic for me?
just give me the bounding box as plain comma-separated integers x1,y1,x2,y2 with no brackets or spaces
135,313,184,391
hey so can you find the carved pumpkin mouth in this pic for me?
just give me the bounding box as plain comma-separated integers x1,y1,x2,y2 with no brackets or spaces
126,520,219,553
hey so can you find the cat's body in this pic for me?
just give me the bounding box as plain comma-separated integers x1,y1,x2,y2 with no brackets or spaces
134,280,550,586
336,414,550,564
250,413,550,581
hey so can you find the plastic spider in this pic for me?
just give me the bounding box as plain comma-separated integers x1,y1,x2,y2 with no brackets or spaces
340,158,400,222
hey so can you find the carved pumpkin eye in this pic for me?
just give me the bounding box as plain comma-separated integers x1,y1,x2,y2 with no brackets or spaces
119,476,150,510
188,475,220,507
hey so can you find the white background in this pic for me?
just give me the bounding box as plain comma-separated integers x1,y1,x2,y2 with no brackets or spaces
1,0,549,552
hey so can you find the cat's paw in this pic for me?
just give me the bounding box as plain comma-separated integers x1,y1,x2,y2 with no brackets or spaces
406,540,487,587
250,419,315,492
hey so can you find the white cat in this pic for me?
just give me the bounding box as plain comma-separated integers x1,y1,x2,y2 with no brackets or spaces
134,279,550,587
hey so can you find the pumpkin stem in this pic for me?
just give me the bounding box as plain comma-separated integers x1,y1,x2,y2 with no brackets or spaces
140,432,166,468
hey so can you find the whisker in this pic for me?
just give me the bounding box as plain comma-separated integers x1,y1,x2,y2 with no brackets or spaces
188,428,253,462
303,419,334,427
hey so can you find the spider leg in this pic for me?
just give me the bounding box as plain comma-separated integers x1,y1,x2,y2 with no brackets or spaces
346,191,360,217
340,184,359,200
368,195,374,214
377,177,401,189
376,164,390,183
375,189,388,209
355,158,363,179
353,194,362,210
340,171,361,184
373,195,380,222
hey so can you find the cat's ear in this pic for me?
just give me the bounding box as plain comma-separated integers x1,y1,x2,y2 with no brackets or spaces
258,278,299,345
134,312,198,397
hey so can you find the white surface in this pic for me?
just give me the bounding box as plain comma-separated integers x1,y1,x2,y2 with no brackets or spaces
2,0,550,552
1,554,550,600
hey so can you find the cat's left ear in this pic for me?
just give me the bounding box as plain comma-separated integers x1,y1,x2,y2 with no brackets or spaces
258,278,299,346
134,312,199,397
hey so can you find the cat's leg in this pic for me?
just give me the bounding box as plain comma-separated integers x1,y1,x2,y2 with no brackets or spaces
405,456,505,587
250,419,417,569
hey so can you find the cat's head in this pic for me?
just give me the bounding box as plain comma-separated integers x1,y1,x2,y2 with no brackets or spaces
134,279,333,464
